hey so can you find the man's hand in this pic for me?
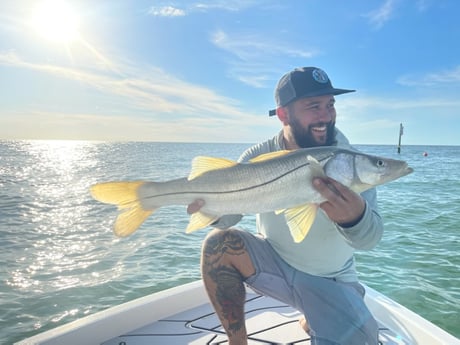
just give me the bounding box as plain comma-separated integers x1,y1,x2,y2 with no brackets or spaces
312,177,365,227
187,199,205,214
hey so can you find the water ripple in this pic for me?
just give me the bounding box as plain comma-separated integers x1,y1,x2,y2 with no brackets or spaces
1,141,459,343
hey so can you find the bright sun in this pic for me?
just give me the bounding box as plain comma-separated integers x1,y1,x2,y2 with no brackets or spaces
32,0,80,43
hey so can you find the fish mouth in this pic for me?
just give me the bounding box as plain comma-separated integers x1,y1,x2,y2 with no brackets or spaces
405,166,414,175
399,165,414,177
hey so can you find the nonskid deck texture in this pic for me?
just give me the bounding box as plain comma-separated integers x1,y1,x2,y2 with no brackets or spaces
102,291,409,345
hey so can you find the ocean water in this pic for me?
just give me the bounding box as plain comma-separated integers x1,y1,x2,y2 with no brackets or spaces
0,140,459,344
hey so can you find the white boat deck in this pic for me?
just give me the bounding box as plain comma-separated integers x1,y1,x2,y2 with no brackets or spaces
16,281,459,345
101,289,407,345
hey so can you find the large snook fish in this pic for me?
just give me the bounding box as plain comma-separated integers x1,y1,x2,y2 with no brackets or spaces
90,147,413,243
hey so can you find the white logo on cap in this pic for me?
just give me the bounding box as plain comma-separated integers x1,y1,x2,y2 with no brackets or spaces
312,69,329,84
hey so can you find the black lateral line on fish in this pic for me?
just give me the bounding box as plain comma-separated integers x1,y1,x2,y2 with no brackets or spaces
139,160,314,203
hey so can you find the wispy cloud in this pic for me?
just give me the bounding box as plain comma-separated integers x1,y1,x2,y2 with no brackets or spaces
397,66,460,87
147,1,266,17
212,30,316,61
189,0,269,13
0,47,276,142
365,0,399,29
211,30,319,87
0,109,244,142
148,6,186,17
339,94,460,113
336,93,460,144
146,3,308,88
0,51,248,118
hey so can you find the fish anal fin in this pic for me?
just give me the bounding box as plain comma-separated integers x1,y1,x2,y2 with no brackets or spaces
284,203,319,243
188,156,237,180
249,150,293,163
186,212,219,233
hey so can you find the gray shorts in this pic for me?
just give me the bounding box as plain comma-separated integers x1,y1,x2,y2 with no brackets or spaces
238,230,379,345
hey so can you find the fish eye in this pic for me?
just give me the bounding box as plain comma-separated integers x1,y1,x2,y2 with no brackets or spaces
376,159,385,167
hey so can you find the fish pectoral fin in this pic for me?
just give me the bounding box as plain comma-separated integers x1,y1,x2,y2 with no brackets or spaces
188,156,238,180
249,150,293,163
90,181,152,237
284,203,319,243
186,212,219,233
306,155,327,178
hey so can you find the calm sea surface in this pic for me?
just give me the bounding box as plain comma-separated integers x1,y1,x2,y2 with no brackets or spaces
1,140,459,344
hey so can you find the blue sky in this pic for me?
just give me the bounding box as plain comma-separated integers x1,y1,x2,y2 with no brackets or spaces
1,0,459,145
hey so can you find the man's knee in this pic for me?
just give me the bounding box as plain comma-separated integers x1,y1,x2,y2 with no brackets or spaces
202,228,246,257
201,229,255,278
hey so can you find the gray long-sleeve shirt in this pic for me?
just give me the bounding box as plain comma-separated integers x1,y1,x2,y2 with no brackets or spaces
215,129,383,282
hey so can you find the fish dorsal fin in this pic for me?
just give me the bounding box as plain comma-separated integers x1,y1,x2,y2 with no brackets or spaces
186,212,219,233
249,150,292,163
188,156,237,180
282,203,319,243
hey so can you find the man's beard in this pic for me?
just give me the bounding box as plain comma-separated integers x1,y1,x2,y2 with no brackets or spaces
290,117,336,148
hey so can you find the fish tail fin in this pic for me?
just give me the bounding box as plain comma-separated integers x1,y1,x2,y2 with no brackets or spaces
90,181,153,237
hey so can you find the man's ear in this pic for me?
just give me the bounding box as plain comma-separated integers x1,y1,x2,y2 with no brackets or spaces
277,107,289,125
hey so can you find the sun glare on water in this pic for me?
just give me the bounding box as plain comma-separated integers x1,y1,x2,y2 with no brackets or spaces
31,0,80,43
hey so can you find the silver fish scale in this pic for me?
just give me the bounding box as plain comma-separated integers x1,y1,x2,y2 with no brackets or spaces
138,146,412,217
140,148,334,216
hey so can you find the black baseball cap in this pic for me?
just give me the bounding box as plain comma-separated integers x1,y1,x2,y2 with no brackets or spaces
268,67,355,116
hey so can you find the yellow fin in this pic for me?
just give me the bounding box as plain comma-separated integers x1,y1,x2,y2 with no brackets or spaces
249,150,292,163
90,181,152,237
188,156,237,180
90,181,145,206
283,203,319,243
186,212,219,233
114,206,153,237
